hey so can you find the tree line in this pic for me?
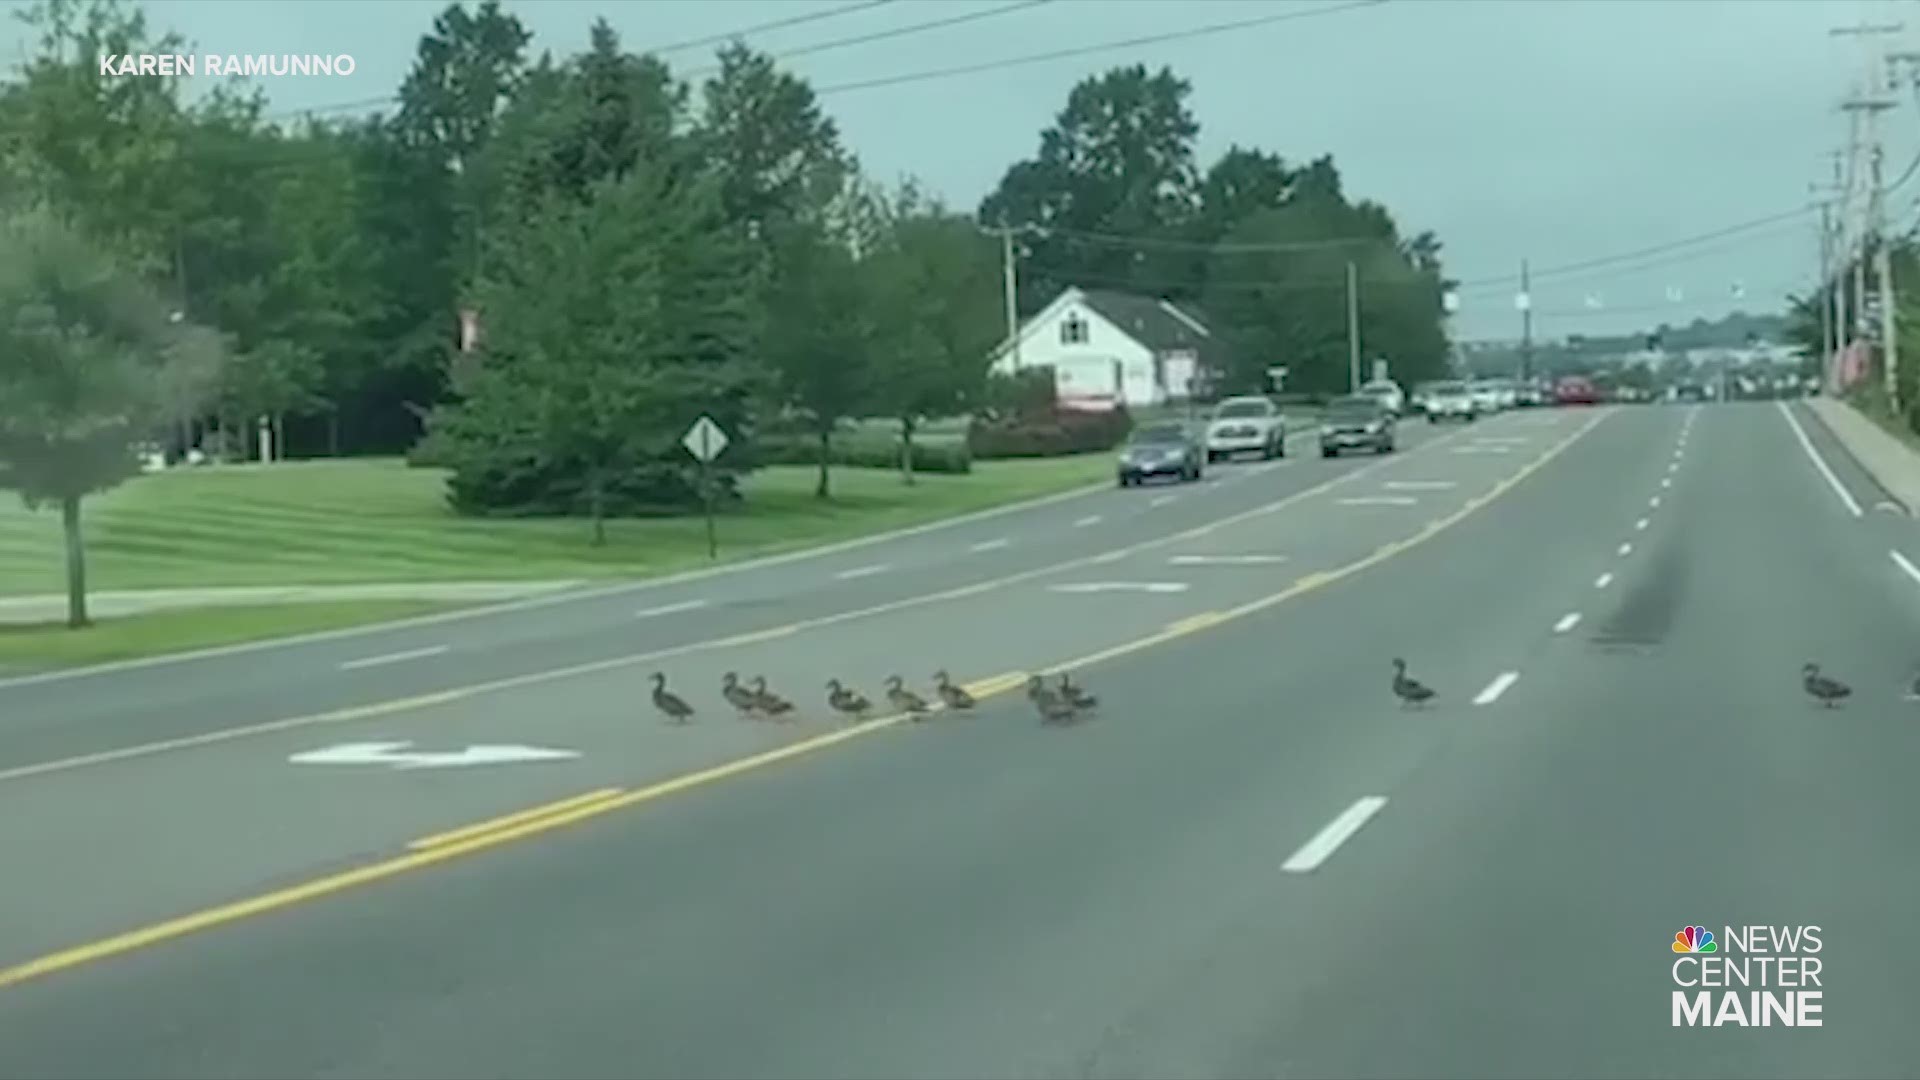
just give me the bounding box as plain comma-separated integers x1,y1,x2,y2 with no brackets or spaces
0,0,1453,624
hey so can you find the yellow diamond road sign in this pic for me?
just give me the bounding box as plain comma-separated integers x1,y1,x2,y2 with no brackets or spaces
682,415,729,463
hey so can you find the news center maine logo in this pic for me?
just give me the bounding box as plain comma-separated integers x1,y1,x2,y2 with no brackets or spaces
1670,924,1823,1027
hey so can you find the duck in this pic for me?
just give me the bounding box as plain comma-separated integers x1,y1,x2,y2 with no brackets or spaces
1803,663,1851,708
1059,673,1098,712
750,676,795,719
1027,674,1078,724
885,675,930,719
827,678,871,720
722,672,765,718
934,670,975,711
650,673,694,724
1391,658,1435,708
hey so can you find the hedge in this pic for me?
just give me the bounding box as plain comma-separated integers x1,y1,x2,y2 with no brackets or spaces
967,406,1133,459
757,431,972,474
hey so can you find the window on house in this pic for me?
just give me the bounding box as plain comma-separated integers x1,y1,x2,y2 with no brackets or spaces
1060,313,1088,345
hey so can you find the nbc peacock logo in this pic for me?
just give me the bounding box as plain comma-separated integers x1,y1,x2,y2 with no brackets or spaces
1672,926,1718,954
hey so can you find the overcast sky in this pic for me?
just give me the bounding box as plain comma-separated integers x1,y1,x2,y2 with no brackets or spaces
3,0,1913,340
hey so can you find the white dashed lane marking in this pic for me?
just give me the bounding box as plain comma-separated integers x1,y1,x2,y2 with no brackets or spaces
836,564,890,580
634,600,707,620
1282,797,1389,874
1618,542,1633,556
1554,612,1582,634
1595,572,1614,589
1473,671,1521,705
969,538,1010,552
1074,515,1103,528
339,645,448,671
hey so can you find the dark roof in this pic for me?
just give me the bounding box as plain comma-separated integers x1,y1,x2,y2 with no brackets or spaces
1078,289,1212,355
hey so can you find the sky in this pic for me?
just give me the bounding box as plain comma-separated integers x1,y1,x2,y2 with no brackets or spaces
2,0,1914,341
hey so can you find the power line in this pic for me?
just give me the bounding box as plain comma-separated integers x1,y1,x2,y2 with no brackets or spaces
647,0,900,56
684,0,1054,77
812,0,1391,96
1453,205,1815,292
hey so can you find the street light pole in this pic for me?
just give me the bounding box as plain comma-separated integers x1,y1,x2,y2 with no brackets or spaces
1346,260,1360,393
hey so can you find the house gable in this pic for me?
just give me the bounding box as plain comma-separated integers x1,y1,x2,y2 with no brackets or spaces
989,287,1156,373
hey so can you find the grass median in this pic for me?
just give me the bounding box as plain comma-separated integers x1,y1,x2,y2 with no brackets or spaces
0,455,1111,670
0,600,468,675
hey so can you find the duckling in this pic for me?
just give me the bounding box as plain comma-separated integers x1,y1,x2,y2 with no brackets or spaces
1027,675,1077,724
1059,673,1098,712
750,676,795,719
1803,663,1851,708
885,675,930,720
650,673,694,724
934,670,975,711
827,678,871,720
1391,658,1435,708
721,672,764,719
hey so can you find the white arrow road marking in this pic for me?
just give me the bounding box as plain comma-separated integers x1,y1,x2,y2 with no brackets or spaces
1338,496,1418,506
1283,796,1389,873
1168,554,1290,566
1473,671,1520,705
634,599,707,620
835,563,890,580
289,741,581,769
1384,481,1457,491
339,645,448,671
969,538,1010,552
1048,582,1190,595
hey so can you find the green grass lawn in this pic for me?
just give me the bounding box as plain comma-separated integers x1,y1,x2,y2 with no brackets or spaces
0,600,465,675
0,455,1112,596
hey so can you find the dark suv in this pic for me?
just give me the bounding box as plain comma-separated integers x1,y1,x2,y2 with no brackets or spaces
1319,395,1397,457
1118,422,1204,486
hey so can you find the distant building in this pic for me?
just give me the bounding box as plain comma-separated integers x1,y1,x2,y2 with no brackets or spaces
990,287,1224,411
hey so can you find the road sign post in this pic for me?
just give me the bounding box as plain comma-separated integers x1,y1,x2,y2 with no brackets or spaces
681,415,730,560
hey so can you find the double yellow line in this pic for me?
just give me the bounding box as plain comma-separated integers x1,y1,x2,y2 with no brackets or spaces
0,410,1608,993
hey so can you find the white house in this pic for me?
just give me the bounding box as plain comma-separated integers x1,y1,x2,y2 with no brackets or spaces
990,287,1222,411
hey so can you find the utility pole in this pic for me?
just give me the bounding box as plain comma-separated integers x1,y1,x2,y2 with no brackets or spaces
1835,21,1902,403
1817,196,1836,366
1519,258,1533,384
1345,260,1361,393
1001,224,1022,372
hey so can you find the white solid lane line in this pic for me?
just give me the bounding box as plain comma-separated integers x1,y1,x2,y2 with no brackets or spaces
1595,572,1614,589
1553,612,1582,634
1282,796,1390,873
1777,399,1863,517
1635,518,1650,531
1074,515,1103,528
1473,671,1521,705
969,538,1010,552
1891,549,1920,586
1618,542,1633,556
835,564,890,580
634,599,708,620
339,645,449,671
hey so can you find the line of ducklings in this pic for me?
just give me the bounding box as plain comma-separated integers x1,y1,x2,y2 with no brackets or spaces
647,670,1098,725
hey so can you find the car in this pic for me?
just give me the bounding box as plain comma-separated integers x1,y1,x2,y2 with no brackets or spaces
1203,396,1287,462
1421,379,1478,423
1467,379,1507,414
1118,422,1205,486
1554,375,1602,405
1320,395,1397,457
1358,378,1406,417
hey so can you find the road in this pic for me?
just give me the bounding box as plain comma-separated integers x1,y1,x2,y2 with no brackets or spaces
4,401,1917,1078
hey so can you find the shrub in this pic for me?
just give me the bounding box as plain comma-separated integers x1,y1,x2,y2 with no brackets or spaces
968,405,1132,458
758,431,972,474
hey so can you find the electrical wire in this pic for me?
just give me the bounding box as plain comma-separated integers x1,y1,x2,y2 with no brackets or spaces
646,0,900,56
811,0,1390,96
682,0,1055,78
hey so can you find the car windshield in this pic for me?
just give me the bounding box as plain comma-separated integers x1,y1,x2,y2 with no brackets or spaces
1131,424,1186,444
1326,398,1379,420
1213,400,1270,419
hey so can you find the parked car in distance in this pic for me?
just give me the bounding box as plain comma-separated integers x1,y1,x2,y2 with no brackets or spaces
1204,395,1287,461
1468,379,1508,414
1358,378,1406,417
1118,421,1205,486
1554,375,1602,405
1320,395,1397,457
1421,379,1479,422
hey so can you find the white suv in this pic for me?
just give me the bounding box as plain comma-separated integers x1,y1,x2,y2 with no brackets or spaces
1204,396,1288,461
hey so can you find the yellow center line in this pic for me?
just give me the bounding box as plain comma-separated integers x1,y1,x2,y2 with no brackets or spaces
408,788,626,851
0,414,1605,992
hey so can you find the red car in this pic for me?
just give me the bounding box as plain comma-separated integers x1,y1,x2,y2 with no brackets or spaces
1554,376,1601,406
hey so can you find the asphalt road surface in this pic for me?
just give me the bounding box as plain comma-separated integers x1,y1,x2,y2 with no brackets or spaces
4,401,1916,1079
